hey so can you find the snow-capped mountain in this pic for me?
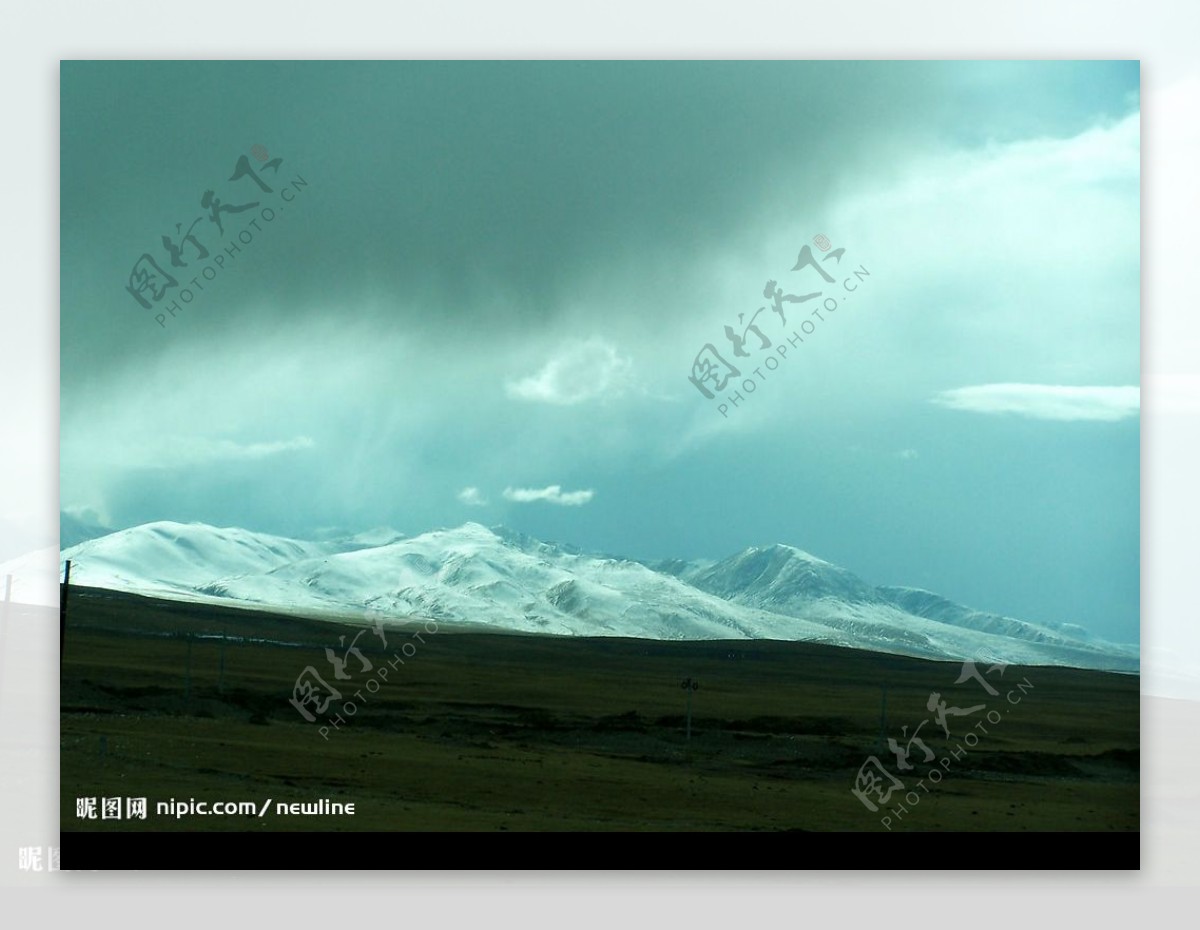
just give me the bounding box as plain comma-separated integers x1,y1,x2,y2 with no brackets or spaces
59,521,1139,672
876,586,1097,646
682,544,884,608
62,522,332,597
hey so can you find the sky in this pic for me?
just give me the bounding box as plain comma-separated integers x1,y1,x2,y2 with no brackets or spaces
59,60,1140,643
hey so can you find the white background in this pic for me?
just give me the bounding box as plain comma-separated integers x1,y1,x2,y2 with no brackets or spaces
1,0,1197,921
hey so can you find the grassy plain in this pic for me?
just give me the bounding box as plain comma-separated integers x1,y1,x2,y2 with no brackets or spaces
60,586,1139,832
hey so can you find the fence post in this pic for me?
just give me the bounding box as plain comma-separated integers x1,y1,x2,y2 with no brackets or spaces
60,560,71,664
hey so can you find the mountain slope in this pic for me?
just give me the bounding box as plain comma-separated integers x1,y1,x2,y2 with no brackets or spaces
62,521,335,599
60,521,1138,671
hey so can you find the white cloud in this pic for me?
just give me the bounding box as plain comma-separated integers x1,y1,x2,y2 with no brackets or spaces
209,436,315,459
505,338,632,405
931,384,1140,421
502,485,595,506
457,486,488,507
898,448,919,460
98,435,318,470
62,504,110,525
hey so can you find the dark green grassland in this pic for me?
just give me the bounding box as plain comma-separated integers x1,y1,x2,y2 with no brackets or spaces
60,587,1138,832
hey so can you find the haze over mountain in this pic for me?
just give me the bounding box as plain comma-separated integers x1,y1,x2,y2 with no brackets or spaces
58,521,1137,672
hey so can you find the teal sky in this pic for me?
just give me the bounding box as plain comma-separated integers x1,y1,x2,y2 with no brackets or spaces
60,60,1140,642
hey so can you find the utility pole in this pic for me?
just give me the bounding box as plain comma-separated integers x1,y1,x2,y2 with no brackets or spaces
681,677,699,741
879,682,889,750
218,625,226,695
60,560,71,665
184,633,192,707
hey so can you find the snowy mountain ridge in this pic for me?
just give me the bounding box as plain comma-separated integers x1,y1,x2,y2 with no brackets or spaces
58,520,1139,672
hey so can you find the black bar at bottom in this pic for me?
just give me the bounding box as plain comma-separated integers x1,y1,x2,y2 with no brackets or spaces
61,830,1140,871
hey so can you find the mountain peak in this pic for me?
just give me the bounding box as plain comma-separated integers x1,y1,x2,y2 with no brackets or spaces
454,521,496,536
754,543,832,566
690,542,879,606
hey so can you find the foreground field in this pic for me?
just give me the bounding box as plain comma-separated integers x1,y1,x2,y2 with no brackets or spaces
60,587,1138,832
